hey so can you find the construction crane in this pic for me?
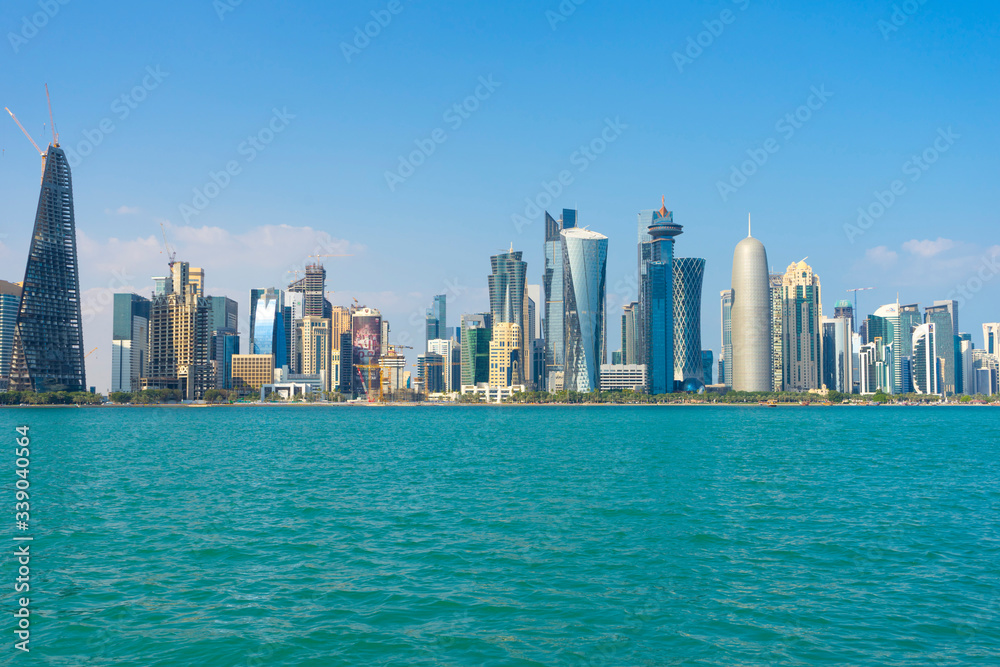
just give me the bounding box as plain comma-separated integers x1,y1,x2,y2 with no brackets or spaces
159,222,177,267
84,347,98,359
45,84,59,146
847,287,874,319
307,254,353,260
5,108,43,155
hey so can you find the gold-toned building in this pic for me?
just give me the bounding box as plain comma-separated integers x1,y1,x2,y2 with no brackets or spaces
489,322,521,388
300,316,331,390
231,354,275,392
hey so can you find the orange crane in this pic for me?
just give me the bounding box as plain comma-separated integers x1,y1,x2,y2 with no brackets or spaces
84,347,98,359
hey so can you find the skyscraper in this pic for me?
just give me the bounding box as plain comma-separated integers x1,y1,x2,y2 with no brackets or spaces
911,323,938,395
720,289,733,388
489,248,528,386
702,350,714,386
924,303,956,395
673,258,706,388
425,294,446,350
621,302,638,365
287,264,327,317
460,313,491,387
143,261,213,400
250,288,287,369
543,209,576,389
111,293,151,393
639,200,683,394
8,144,87,392
300,316,332,390
834,299,855,333
730,221,772,392
821,315,853,393
562,227,608,392
983,323,1000,355
428,338,456,392
489,322,521,388
781,260,823,392
352,307,382,395
0,281,23,390
769,273,783,391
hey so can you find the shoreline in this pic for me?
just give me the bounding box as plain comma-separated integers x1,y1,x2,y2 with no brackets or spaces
2,402,991,409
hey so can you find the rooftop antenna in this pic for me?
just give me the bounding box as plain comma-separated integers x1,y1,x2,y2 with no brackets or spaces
45,84,59,146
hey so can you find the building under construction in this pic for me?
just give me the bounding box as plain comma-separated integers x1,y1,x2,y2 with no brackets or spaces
6,97,87,392
352,307,382,396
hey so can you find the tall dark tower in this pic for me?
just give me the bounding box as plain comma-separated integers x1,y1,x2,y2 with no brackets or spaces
8,138,86,392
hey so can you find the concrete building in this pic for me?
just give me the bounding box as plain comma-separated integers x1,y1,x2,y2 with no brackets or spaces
231,354,275,392
720,289,733,387
769,273,783,391
0,281,22,389
821,315,853,393
984,323,1000,356
489,322,521,389
781,260,823,392
428,338,456,392
730,220,772,392
299,316,331,391
599,364,648,392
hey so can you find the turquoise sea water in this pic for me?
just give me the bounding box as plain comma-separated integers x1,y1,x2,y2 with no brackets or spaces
3,405,999,666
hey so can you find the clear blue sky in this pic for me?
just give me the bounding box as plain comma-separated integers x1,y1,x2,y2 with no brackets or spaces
2,0,998,392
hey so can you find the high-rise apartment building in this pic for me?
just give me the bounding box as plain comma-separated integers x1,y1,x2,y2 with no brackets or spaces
489,322,522,389
781,260,823,392
720,289,733,387
8,144,87,392
428,338,456,392
143,261,213,399
111,294,151,392
300,316,331,390
730,222,772,392
673,258,705,388
769,273,783,391
489,249,528,386
562,227,608,392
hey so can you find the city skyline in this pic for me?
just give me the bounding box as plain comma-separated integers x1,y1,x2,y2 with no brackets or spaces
2,2,998,394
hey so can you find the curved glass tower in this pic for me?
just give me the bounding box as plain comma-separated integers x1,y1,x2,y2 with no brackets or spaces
673,258,706,387
912,323,938,395
251,289,286,368
730,224,772,392
562,228,608,392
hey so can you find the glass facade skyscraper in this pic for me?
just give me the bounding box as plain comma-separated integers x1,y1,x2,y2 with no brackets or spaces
543,209,576,389
8,144,87,392
111,293,151,393
781,260,823,392
460,313,491,387
673,258,706,387
639,201,683,394
250,288,287,369
562,228,608,392
0,281,22,389
924,303,956,395
425,294,446,351
720,289,733,388
912,323,938,395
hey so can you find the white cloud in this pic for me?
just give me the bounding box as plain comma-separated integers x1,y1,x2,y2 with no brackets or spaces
864,245,899,268
104,205,141,215
903,237,955,258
